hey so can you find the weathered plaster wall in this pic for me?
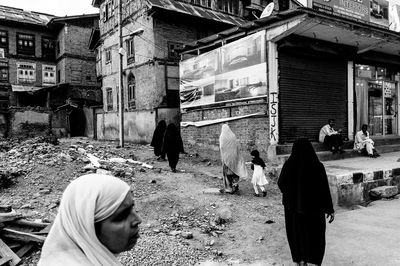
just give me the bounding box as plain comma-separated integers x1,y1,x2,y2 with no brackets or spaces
9,108,50,137
51,109,68,137
83,107,94,138
96,110,156,143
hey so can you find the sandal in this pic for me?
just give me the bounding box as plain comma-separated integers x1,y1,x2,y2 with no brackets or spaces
253,193,260,197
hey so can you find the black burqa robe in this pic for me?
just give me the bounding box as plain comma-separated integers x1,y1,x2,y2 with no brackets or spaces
278,138,334,265
151,120,167,158
162,123,184,170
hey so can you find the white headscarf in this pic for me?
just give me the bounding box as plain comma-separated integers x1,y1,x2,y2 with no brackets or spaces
219,124,248,178
38,174,131,266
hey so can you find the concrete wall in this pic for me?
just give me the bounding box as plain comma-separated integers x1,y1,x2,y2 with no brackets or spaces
181,100,269,161
51,109,68,137
9,108,50,137
83,106,94,138
96,109,156,143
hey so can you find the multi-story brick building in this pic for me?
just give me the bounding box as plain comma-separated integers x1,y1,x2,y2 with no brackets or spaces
90,0,267,143
0,5,101,138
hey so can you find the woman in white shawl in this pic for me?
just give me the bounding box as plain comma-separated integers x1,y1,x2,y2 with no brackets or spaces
219,124,248,194
38,174,142,266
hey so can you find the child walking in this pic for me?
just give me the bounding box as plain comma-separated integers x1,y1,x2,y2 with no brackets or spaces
250,150,269,197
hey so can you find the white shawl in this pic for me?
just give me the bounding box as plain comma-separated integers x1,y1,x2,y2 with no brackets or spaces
219,124,248,178
38,174,131,266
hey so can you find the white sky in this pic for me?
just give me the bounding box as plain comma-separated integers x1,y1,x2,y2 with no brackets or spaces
0,0,99,16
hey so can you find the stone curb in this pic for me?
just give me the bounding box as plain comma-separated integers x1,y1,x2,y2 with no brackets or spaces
332,167,400,185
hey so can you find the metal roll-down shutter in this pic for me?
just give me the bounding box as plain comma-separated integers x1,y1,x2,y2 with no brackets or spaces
278,51,348,143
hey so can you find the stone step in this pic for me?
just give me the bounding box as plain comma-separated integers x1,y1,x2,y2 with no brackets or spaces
276,148,367,164
276,141,354,155
276,137,400,156
370,185,399,199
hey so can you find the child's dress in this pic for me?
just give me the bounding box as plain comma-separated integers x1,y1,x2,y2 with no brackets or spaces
252,164,269,188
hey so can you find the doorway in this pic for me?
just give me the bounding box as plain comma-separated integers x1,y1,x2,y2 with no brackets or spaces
69,108,86,137
355,64,399,136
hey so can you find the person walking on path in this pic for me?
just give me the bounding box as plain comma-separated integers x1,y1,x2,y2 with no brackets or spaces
162,123,184,172
354,124,380,158
278,138,335,266
151,120,167,161
38,174,142,266
319,119,345,153
219,124,248,194
250,150,269,197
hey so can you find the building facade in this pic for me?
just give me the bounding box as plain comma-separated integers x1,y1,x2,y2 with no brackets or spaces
0,5,101,138
179,1,400,162
91,0,270,143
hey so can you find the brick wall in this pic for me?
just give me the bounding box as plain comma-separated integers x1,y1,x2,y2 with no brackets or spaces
181,100,269,161
62,58,98,86
63,25,96,58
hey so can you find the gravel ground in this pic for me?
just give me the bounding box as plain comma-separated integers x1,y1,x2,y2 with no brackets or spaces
0,136,288,265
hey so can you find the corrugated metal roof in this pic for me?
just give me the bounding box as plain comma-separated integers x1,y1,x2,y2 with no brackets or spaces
147,0,247,26
0,5,54,26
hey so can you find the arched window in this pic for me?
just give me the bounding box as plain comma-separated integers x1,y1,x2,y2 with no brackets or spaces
128,73,135,108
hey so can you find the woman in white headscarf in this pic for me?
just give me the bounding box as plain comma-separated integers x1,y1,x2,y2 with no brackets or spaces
219,124,248,194
38,174,142,266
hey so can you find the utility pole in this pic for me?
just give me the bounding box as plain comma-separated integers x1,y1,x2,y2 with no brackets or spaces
118,0,124,147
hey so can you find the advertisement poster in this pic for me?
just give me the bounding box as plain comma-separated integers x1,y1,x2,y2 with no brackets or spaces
312,0,370,22
389,2,400,31
179,31,267,109
179,50,217,108
370,0,389,27
214,31,266,102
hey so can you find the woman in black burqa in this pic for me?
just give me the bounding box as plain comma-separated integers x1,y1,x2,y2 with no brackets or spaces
278,138,335,266
162,123,184,172
151,120,167,160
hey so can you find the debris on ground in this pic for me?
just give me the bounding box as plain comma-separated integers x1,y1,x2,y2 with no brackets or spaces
0,205,51,265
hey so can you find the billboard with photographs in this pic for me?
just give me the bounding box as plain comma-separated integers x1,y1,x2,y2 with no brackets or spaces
179,31,267,109
310,0,400,30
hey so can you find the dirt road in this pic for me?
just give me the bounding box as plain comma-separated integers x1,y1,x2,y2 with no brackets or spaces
1,137,399,265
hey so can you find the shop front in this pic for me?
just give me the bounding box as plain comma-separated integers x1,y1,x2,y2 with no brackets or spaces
355,64,400,136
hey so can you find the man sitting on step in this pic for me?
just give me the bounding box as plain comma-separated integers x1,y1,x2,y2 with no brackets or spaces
354,124,380,158
319,118,345,154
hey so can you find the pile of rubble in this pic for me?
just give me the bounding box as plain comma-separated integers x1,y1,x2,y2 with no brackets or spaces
0,206,51,265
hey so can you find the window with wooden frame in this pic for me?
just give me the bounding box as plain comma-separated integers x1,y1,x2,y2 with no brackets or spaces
105,49,112,64
17,33,35,56
168,42,183,61
106,87,113,111
0,31,8,56
217,0,239,14
103,0,115,21
0,62,8,83
42,65,56,86
126,38,135,65
17,62,36,84
127,74,135,108
41,37,55,59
